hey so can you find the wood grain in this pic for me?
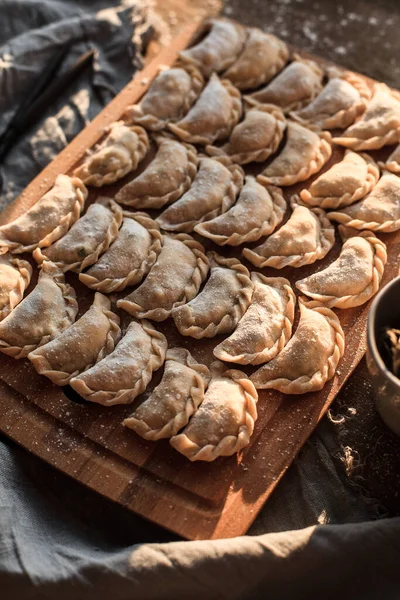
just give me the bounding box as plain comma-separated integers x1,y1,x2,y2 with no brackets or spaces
0,19,399,540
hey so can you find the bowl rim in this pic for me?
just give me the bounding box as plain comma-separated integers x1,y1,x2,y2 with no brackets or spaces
367,275,400,390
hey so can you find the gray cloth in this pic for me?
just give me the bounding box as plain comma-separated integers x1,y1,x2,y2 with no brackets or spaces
1,432,399,600
0,0,150,208
0,1,399,598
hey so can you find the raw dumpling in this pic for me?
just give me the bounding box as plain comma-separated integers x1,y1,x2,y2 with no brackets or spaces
156,156,244,233
245,57,323,113
243,202,335,269
0,254,32,321
378,144,400,174
257,121,332,187
296,226,387,309
206,104,286,165
291,71,371,131
115,136,198,209
168,73,242,145
299,150,380,210
170,361,258,462
223,28,289,91
179,18,246,77
28,293,121,385
332,83,400,150
172,252,253,338
117,234,209,322
214,274,296,365
194,177,286,246
127,63,204,130
250,298,345,394
123,348,210,440
327,171,400,232
0,261,77,359
0,175,87,254
34,198,123,272
73,122,149,186
79,212,162,292
70,319,167,406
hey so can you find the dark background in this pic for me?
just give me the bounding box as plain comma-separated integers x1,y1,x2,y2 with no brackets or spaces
223,0,400,88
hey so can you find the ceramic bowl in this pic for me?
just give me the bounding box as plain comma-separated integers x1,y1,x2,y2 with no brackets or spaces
367,276,400,436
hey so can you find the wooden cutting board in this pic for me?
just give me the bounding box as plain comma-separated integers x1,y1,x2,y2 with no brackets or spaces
1,20,399,541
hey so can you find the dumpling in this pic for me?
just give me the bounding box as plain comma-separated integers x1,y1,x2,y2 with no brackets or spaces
123,348,210,440
0,253,32,321
73,122,149,187
168,73,242,145
327,171,400,232
115,136,197,209
172,252,253,338
194,177,286,246
127,63,204,130
79,212,162,292
70,319,167,406
243,202,335,269
117,234,209,322
223,28,289,91
34,198,123,272
291,71,372,131
245,57,323,113
257,121,332,187
0,261,77,359
170,361,258,461
179,18,246,77
332,83,400,150
296,226,387,309
250,298,345,394
299,150,380,210
0,175,87,254
378,144,400,174
214,274,296,365
156,156,244,233
28,293,121,385
206,104,286,165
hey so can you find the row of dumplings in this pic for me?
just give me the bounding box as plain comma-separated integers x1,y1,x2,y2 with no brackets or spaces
0,256,254,461
47,18,400,215
1,134,398,270
0,251,260,461
0,205,354,381
0,240,346,382
20,160,389,314
0,158,388,321
127,17,400,152
0,250,346,461
69,77,400,203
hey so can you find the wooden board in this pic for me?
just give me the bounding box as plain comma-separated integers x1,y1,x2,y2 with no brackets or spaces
1,19,400,541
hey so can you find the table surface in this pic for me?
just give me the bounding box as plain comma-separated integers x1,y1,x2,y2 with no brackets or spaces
150,0,400,517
